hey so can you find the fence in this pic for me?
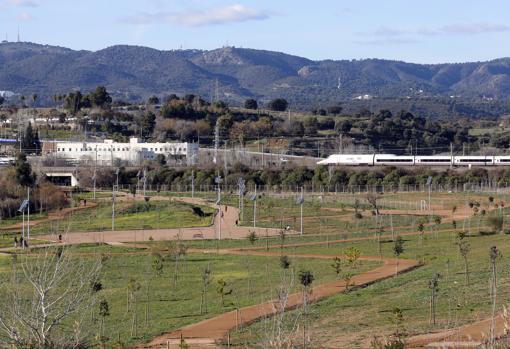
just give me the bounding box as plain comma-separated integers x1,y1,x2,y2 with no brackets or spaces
105,182,510,195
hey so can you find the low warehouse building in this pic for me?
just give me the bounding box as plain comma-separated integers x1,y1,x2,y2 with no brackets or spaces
43,138,198,166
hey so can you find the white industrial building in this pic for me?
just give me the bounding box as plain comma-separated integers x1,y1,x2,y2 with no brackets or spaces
43,138,199,165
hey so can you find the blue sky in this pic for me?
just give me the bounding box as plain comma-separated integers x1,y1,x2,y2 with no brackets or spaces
0,0,509,63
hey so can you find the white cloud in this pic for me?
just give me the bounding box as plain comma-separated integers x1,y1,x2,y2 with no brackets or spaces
7,0,38,7
354,38,421,46
362,22,510,39
18,11,34,21
120,4,271,27
438,22,510,35
371,26,408,37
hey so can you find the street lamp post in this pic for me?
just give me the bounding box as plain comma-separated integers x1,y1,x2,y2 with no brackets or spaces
92,169,96,200
296,187,305,235
27,188,30,242
251,186,257,229
215,175,222,240
143,168,147,197
18,198,29,248
237,178,246,223
112,184,117,232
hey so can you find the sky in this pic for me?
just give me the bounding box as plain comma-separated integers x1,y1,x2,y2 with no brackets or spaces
0,0,509,64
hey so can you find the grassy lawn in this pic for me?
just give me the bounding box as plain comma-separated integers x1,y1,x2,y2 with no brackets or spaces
5,200,216,235
231,230,510,348
0,243,379,347
0,212,49,228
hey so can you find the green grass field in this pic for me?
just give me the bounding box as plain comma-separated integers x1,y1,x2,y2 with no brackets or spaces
0,243,379,346
0,190,508,347
4,200,216,235
230,230,510,348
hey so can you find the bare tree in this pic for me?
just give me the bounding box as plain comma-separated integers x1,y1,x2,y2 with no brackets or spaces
0,248,102,348
489,246,501,346
366,193,380,215
200,264,212,315
259,273,300,349
456,232,470,286
128,278,141,338
299,270,314,349
393,236,405,275
428,273,440,326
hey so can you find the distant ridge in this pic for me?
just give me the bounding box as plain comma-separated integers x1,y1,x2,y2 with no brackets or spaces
1,42,510,108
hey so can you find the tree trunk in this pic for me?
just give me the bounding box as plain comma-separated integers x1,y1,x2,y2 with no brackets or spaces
464,257,469,286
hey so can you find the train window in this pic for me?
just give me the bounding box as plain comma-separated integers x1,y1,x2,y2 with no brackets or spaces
499,159,510,162
459,159,486,162
420,159,451,162
376,159,413,162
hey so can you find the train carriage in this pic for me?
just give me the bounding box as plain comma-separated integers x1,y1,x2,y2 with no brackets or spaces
415,156,452,165
317,154,510,167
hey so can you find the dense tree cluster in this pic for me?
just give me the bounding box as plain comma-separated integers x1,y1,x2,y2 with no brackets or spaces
62,86,112,114
267,98,288,112
87,162,504,192
346,110,473,154
33,88,502,155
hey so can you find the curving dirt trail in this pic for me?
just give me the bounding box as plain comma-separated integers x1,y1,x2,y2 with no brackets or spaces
37,197,287,244
0,203,98,232
139,244,419,348
25,195,503,348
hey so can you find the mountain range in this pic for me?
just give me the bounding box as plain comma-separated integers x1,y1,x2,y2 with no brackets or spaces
1,42,510,109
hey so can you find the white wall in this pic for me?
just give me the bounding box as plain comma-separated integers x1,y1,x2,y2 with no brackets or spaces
49,138,199,165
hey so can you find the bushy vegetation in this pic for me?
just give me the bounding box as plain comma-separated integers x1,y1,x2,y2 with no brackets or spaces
0,159,68,219
85,162,510,191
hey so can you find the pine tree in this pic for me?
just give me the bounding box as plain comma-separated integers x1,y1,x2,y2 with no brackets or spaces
15,152,36,187
21,122,40,154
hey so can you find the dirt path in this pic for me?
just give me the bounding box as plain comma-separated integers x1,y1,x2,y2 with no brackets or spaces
37,197,288,244
26,195,501,348
0,203,98,232
140,242,419,349
407,314,507,348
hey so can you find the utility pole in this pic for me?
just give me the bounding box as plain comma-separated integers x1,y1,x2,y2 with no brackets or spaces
18,199,29,248
296,187,305,235
261,144,264,167
253,185,257,229
92,169,97,200
27,187,30,242
112,184,117,231
237,178,245,223
143,167,147,197
224,141,228,188
136,170,141,197
215,175,222,240
93,147,97,199
214,122,219,165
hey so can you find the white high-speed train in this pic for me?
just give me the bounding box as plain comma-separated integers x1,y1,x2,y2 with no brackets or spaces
317,154,510,167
